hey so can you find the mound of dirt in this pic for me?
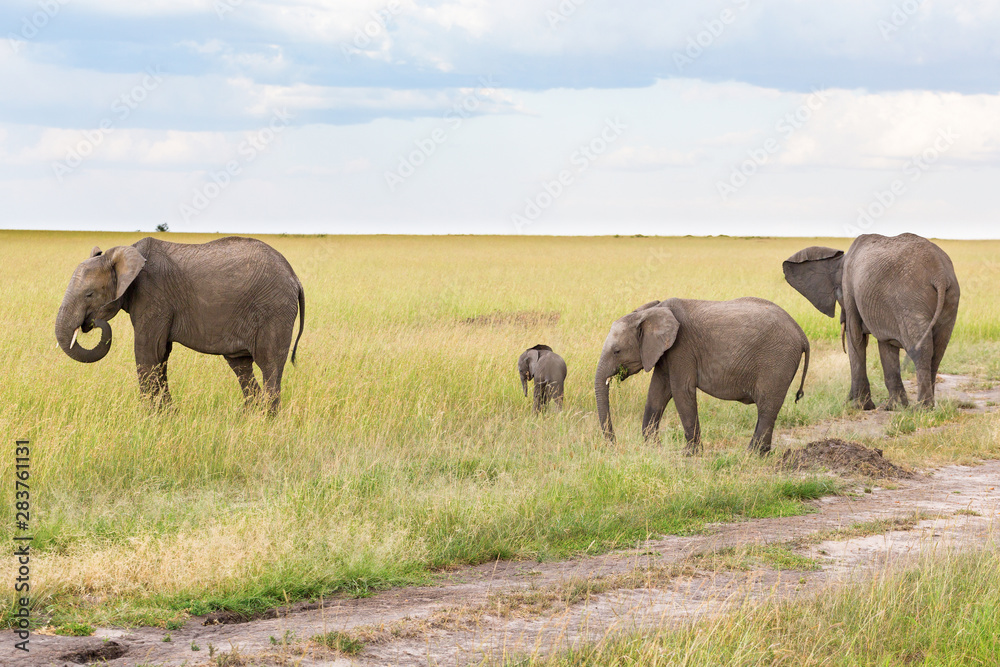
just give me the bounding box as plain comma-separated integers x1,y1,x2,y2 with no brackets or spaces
781,438,913,479
463,310,560,327
61,641,128,663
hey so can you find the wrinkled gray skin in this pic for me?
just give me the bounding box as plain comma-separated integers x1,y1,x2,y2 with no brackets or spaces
55,236,304,413
784,233,959,410
518,344,567,413
595,298,809,455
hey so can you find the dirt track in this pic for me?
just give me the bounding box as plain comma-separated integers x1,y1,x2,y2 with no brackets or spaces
7,375,999,667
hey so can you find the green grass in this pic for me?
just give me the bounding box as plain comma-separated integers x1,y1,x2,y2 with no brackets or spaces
1,231,998,627
513,547,1000,666
313,630,365,656
52,622,94,636
885,400,964,437
694,543,821,571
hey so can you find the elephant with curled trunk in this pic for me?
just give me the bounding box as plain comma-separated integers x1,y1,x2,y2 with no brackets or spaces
518,344,567,412
55,236,305,412
783,233,959,409
594,298,809,455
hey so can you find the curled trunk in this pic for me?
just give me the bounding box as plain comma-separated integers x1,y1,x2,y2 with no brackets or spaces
594,357,616,441
56,308,112,363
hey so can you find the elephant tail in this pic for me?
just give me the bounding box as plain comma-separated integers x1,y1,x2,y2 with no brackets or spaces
291,281,305,365
795,340,810,403
915,281,946,355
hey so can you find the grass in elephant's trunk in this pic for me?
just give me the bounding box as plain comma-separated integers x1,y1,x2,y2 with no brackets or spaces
1,230,998,629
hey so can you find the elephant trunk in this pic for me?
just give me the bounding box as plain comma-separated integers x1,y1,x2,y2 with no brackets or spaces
521,375,528,397
594,356,616,441
55,299,113,363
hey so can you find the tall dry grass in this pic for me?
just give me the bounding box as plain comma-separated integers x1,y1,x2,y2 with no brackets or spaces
1,231,997,626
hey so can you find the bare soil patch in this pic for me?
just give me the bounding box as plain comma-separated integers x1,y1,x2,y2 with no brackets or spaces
59,640,129,664
202,602,325,626
781,438,914,478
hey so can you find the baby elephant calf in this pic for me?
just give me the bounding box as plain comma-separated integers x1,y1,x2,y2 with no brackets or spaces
518,345,568,412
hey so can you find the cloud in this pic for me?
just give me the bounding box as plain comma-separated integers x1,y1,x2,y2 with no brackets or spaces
6,0,1000,97
603,145,705,171
0,45,523,130
775,89,1000,169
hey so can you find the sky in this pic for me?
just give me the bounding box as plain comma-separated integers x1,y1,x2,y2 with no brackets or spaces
1,0,999,238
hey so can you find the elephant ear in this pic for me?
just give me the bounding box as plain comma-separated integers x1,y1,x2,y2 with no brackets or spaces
105,246,146,300
90,246,103,258
518,350,538,375
782,246,844,318
633,300,662,312
637,308,680,372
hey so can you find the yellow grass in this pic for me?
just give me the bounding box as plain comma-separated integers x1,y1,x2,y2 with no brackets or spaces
1,231,997,627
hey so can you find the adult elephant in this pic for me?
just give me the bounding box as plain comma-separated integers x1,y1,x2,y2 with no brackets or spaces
783,233,959,409
594,298,809,455
55,236,305,412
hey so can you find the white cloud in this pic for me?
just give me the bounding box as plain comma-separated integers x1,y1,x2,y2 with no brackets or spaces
776,89,1000,169
604,145,704,171
15,128,232,166
75,0,216,15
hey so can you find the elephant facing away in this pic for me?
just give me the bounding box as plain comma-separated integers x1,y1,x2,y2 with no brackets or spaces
783,233,959,409
518,344,567,412
594,298,809,455
55,236,305,412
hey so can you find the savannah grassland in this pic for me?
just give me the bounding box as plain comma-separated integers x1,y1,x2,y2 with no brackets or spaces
2,231,1000,658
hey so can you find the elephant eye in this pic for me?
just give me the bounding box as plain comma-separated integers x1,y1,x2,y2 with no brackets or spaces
85,291,95,298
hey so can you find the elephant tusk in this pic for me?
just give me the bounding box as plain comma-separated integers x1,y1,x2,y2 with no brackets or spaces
605,377,612,386
70,327,80,349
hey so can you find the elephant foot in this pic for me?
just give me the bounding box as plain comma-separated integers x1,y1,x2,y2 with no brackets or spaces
849,396,877,411
148,394,172,412
683,442,702,456
880,396,909,411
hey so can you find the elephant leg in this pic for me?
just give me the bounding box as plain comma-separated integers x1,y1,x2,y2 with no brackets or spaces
877,341,908,410
532,381,544,413
845,315,875,410
226,355,262,405
749,399,782,456
552,381,564,412
158,342,173,405
913,345,935,408
642,365,672,442
252,321,294,414
672,382,701,455
928,318,956,406
135,332,171,408
252,348,287,414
